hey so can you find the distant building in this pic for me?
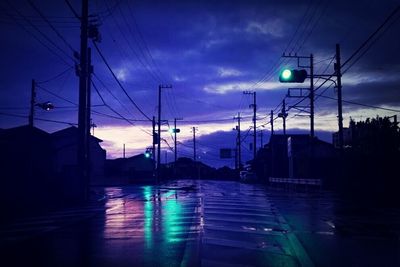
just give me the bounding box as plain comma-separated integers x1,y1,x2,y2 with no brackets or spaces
255,134,337,183
51,126,106,185
105,154,155,184
332,127,352,148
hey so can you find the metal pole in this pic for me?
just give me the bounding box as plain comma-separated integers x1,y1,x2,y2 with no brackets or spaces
86,47,92,184
174,118,177,162
270,110,274,135
152,116,156,161
77,0,89,202
193,127,196,162
335,44,344,150
157,85,161,182
238,113,241,169
310,54,315,137
282,99,286,135
253,92,257,161
29,79,35,127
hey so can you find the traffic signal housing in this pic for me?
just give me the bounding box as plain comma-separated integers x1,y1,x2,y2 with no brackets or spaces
279,69,307,83
169,128,180,133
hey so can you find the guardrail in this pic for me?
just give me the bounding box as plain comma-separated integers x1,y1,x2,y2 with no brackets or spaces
269,177,322,186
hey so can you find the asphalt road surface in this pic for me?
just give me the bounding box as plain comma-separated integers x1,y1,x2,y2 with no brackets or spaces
1,180,399,266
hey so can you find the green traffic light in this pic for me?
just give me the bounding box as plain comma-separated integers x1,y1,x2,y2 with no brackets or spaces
281,69,292,80
145,152,151,158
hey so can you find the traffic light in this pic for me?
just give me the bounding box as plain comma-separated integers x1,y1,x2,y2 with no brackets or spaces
168,128,180,133
279,69,307,83
144,148,152,158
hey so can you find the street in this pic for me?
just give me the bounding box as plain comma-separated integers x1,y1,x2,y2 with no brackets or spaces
1,180,399,267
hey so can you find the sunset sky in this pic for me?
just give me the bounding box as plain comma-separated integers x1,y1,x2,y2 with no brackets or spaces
1,0,399,167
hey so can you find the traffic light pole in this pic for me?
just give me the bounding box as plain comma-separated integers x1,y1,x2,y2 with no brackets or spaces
157,84,172,182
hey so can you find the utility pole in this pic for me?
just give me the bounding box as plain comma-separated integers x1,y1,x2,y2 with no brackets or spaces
310,54,315,138
192,127,197,162
29,79,36,127
237,113,241,169
335,44,344,150
157,84,172,182
86,47,93,183
152,116,156,161
270,110,274,135
123,144,126,158
243,91,257,161
234,113,242,170
253,92,257,160
77,0,89,202
174,118,178,162
282,99,287,135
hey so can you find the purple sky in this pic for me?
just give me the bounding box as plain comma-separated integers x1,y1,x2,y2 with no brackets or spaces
1,0,399,167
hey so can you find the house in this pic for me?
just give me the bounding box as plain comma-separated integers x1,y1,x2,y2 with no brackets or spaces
0,125,55,220
51,126,106,185
105,154,155,184
255,134,337,184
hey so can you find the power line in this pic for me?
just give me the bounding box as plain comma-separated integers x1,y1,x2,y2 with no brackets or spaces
92,41,152,121
341,6,400,68
4,1,75,62
27,0,77,53
318,95,400,113
36,67,73,84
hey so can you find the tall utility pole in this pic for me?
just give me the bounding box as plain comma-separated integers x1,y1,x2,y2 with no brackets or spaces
270,110,274,135
310,54,315,138
29,79,36,127
157,84,172,182
192,127,197,162
335,44,344,150
123,144,126,158
86,47,93,182
282,99,287,135
243,91,257,161
234,113,242,170
174,118,178,162
152,116,156,161
77,0,89,202
173,118,183,162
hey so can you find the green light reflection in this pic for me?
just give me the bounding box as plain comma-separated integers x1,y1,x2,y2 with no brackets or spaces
163,190,184,243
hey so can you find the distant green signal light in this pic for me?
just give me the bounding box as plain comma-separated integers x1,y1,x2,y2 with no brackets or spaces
281,69,292,80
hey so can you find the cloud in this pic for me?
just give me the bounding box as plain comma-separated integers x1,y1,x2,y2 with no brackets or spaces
203,81,287,94
245,19,286,38
217,67,243,77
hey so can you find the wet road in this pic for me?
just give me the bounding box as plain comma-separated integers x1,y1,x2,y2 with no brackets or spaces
1,180,399,266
